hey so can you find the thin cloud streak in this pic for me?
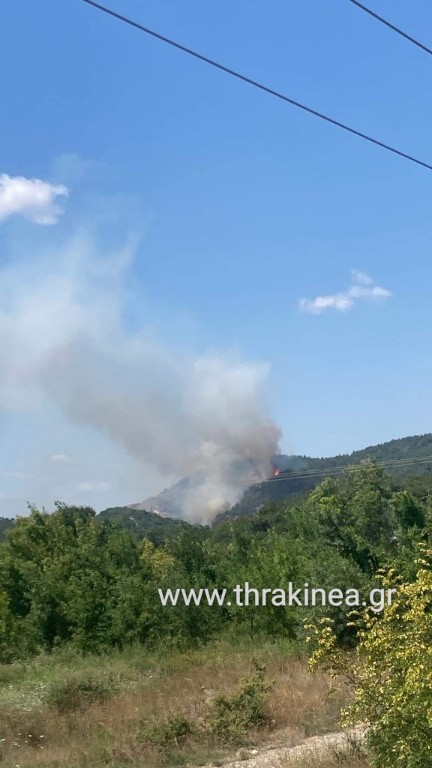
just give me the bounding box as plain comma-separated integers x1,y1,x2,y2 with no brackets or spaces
77,481,112,492
299,270,391,315
50,453,73,463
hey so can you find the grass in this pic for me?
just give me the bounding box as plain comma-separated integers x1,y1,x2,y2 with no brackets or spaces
0,637,362,768
289,760,368,768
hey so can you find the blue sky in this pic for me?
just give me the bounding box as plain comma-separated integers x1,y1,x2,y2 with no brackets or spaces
0,0,431,517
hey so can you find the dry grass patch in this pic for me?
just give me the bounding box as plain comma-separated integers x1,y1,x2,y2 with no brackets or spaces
0,639,352,767
288,758,368,768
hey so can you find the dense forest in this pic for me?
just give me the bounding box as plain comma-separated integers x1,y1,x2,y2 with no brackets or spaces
1,459,429,659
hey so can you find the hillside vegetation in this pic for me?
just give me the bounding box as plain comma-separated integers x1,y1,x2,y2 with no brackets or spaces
102,433,432,527
2,434,431,539
98,506,191,543
1,451,432,766
225,432,432,519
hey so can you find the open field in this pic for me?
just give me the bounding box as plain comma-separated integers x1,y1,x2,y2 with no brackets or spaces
0,638,368,768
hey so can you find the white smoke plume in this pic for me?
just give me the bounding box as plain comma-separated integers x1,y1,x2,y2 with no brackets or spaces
0,232,280,523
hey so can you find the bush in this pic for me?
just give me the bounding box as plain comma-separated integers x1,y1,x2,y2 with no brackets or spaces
207,659,274,743
47,676,114,713
310,546,432,768
140,661,274,751
142,716,195,747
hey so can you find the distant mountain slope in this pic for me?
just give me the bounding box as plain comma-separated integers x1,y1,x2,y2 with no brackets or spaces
128,474,205,520
128,433,432,522
2,434,431,535
224,433,432,519
97,505,192,541
289,433,432,471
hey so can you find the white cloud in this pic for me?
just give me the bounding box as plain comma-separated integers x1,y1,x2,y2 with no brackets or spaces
350,270,374,286
0,173,68,225
50,453,73,463
77,481,112,492
299,270,391,315
2,471,35,480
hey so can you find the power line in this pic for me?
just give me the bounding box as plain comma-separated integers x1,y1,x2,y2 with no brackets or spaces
270,455,432,482
280,454,432,477
138,453,432,505
348,0,432,57
82,0,432,172
127,454,432,505
267,454,432,483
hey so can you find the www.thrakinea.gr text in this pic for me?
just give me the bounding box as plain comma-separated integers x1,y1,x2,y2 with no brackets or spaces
158,582,397,613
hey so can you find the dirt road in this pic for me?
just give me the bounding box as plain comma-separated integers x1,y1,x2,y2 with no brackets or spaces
219,726,366,767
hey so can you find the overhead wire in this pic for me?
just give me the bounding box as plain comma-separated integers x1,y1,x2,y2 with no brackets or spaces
348,0,432,57
155,455,432,500
266,454,432,483
82,0,432,171
80,0,432,498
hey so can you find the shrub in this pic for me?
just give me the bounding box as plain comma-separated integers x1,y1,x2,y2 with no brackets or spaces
310,546,432,768
207,659,274,743
142,715,195,747
47,676,114,713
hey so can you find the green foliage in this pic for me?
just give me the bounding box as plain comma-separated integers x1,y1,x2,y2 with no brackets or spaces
305,461,395,574
207,660,274,743
137,660,274,752
350,551,432,768
98,506,191,543
0,463,429,663
47,675,114,713
0,594,19,665
1,455,431,766
390,489,426,530
310,547,432,768
0,517,14,542
0,503,199,659
142,716,195,747
221,433,432,520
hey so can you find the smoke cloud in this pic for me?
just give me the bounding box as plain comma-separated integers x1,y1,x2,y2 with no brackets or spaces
0,231,280,522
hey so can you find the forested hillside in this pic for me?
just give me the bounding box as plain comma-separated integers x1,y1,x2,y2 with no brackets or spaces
223,432,432,519
0,460,428,659
98,506,191,542
286,432,432,473
2,434,431,536
138,433,432,522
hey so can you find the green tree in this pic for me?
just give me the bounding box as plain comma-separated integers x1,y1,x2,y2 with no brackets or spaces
306,461,396,573
310,546,432,767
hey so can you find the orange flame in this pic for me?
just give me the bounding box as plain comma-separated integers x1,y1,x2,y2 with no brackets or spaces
273,467,280,477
